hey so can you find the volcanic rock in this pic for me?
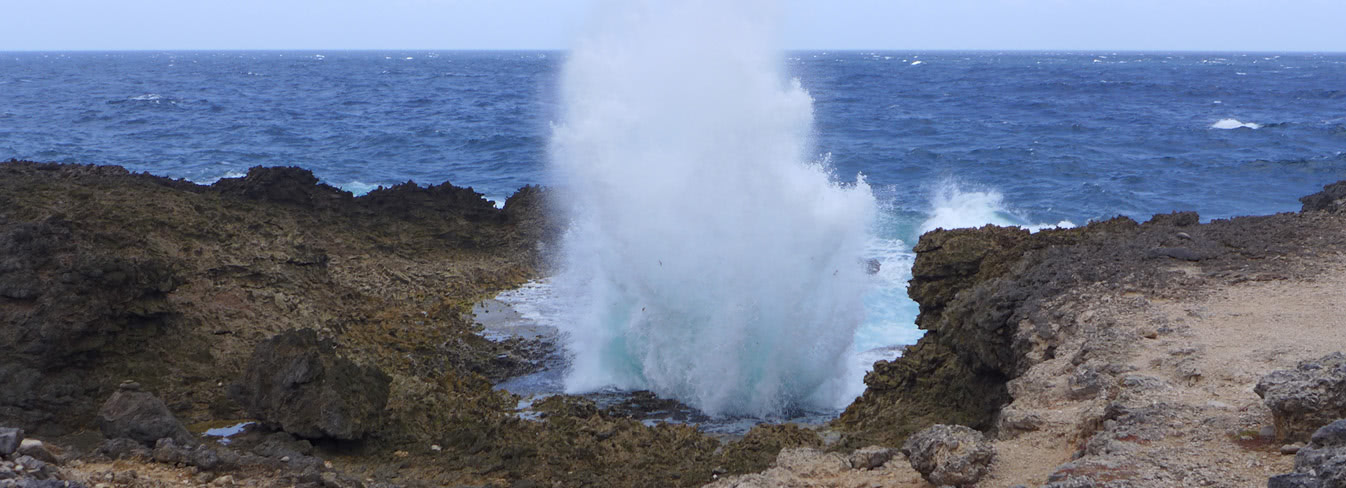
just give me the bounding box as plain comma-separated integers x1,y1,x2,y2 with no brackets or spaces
230,329,391,440
1267,419,1346,488
1301,180,1346,213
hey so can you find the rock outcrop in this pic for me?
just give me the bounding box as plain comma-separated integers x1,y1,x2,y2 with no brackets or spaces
901,424,995,487
230,329,391,440
97,381,193,447
1301,180,1346,213
1256,353,1346,443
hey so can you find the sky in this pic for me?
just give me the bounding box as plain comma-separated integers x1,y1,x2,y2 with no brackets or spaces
3,0,1344,52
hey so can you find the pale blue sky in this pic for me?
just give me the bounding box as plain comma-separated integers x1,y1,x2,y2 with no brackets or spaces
3,0,1344,52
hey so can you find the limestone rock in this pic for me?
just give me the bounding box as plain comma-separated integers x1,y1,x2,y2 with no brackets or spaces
230,329,391,440
96,382,192,447
901,424,995,487
1255,353,1346,443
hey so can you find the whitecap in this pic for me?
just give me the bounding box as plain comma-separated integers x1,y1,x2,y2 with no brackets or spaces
190,170,246,185
910,60,923,66
337,180,384,196
1211,118,1262,130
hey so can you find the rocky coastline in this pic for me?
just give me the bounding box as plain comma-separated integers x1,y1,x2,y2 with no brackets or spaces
4,160,1346,487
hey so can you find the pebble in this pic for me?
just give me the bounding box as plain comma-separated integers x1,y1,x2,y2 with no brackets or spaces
1280,444,1302,455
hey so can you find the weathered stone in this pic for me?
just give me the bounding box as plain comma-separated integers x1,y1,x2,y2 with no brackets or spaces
97,382,192,447
846,446,898,470
901,424,995,487
230,329,390,440
1255,353,1346,443
0,428,21,457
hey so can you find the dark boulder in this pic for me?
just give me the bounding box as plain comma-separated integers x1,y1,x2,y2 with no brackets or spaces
96,381,193,447
230,329,391,440
1255,353,1346,443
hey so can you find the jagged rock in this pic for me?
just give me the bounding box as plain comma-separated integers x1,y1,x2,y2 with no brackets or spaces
1266,419,1346,488
901,424,995,487
1255,353,1346,443
1148,211,1200,227
0,428,21,457
230,329,391,440
1301,180,1346,213
847,446,898,470
97,382,193,447
211,166,352,209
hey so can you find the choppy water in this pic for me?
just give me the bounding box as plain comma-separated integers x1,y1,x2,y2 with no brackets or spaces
4,50,1344,427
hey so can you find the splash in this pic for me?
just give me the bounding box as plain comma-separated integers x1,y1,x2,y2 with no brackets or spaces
920,180,1075,234
549,0,877,417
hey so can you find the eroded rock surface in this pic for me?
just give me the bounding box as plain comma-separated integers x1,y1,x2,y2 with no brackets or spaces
1256,353,1346,443
901,424,995,487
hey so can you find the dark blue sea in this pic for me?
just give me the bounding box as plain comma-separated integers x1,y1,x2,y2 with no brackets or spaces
3,51,1343,223
3,51,1344,426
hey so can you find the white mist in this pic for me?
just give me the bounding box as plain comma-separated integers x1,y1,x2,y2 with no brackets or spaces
549,0,878,417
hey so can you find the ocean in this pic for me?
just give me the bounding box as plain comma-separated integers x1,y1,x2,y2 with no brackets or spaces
4,50,1344,427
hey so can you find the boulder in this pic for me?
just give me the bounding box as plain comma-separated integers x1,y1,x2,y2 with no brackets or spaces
1255,353,1346,443
1267,419,1346,488
230,329,391,440
901,424,996,487
0,427,21,457
96,381,193,447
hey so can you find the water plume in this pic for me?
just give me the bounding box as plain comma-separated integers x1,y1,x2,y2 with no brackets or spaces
549,0,878,417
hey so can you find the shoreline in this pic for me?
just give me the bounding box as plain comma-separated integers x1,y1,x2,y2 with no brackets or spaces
3,160,1346,487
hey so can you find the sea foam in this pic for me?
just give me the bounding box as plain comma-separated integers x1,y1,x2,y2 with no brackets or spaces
549,0,878,417
1211,118,1262,130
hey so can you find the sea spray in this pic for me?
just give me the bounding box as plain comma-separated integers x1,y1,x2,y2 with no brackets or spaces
549,0,878,417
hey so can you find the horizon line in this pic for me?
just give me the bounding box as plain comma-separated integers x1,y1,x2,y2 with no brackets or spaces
3,48,1346,55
